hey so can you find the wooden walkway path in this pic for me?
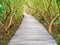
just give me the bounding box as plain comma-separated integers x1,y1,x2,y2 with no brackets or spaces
8,13,57,45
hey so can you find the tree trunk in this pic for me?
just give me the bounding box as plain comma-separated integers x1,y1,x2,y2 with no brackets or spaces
49,13,59,33
5,16,14,33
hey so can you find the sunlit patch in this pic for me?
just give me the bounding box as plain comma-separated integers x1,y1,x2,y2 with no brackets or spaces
0,4,2,8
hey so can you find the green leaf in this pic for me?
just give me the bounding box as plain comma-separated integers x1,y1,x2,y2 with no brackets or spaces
53,20,60,24
51,14,56,17
0,4,5,12
56,0,60,4
9,0,13,3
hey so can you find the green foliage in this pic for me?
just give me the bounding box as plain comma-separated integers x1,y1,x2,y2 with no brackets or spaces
51,14,56,17
0,0,24,45
56,0,60,4
25,0,60,45
0,4,5,23
0,4,5,12
0,16,2,21
21,0,25,4
0,0,60,45
53,17,60,25
53,20,60,24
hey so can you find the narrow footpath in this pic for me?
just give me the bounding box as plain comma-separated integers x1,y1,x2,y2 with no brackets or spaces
8,13,57,45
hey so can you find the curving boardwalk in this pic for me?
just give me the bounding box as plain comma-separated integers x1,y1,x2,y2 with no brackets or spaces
8,13,57,45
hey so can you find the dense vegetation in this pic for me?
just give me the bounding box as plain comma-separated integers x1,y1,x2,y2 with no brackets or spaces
24,0,60,45
0,0,60,45
0,0,24,45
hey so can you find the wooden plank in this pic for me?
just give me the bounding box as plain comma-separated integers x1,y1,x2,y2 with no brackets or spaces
8,13,57,45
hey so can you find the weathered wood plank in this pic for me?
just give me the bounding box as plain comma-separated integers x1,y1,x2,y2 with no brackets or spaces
8,13,57,45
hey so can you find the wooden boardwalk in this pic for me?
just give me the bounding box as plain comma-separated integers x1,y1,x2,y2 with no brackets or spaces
8,13,57,45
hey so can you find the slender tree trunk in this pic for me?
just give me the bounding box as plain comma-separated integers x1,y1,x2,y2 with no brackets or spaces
5,16,14,33
3,2,11,24
49,13,59,33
